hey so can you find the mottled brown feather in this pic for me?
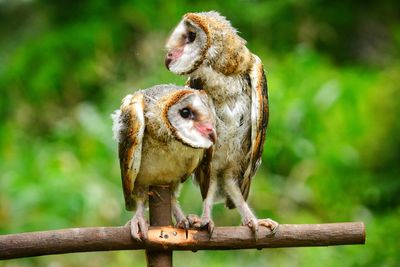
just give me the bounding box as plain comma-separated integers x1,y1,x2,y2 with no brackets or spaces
118,94,145,211
194,146,213,200
226,63,268,209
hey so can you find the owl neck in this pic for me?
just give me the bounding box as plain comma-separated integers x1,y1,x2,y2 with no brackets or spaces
189,66,250,106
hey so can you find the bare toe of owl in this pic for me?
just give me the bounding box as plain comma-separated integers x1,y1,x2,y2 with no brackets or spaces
202,217,215,236
176,218,190,238
258,218,279,236
187,214,202,228
130,214,149,241
243,217,279,238
187,214,214,236
242,217,259,235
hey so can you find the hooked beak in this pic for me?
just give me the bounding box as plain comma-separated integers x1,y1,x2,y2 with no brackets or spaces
194,122,217,144
165,47,184,69
165,54,172,69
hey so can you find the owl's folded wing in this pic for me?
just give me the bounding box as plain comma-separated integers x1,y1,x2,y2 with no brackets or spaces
240,55,269,201
114,93,145,211
194,146,213,200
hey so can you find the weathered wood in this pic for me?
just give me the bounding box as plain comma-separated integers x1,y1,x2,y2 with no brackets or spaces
0,222,365,260
145,185,173,267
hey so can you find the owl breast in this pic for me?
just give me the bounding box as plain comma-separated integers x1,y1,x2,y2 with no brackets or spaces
192,66,252,174
136,134,204,185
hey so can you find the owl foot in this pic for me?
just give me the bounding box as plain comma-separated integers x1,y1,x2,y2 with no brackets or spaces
187,214,214,236
129,213,149,241
175,218,190,239
242,217,279,238
187,214,201,227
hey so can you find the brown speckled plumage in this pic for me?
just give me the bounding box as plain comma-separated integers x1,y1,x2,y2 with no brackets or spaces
112,84,216,240
166,11,277,234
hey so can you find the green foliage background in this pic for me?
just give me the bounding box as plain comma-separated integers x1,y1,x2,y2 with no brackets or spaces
1,0,399,266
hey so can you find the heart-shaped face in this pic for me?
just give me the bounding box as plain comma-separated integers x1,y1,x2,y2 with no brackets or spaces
165,90,216,149
165,13,210,75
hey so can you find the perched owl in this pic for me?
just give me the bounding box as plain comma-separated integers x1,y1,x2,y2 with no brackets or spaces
165,11,278,235
112,84,216,240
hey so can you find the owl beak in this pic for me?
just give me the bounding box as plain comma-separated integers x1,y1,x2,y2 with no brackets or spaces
165,56,172,69
165,48,184,69
194,122,217,144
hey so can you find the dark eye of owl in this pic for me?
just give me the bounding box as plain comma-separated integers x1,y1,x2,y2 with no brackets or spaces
179,108,193,119
187,31,196,43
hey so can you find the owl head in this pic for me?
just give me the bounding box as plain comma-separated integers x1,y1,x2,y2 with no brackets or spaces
165,11,251,75
113,86,216,150
161,88,216,149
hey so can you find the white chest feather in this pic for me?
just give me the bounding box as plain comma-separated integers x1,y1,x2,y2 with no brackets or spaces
136,135,203,185
192,67,251,172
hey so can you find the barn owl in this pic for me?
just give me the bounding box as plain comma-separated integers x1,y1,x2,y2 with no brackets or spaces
112,84,216,240
165,11,278,235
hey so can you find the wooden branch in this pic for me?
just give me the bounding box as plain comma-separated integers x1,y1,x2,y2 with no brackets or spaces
0,222,365,260
145,185,173,267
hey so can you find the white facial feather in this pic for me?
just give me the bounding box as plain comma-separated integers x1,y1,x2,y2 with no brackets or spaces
170,46,201,74
165,22,185,51
167,93,214,149
166,20,208,75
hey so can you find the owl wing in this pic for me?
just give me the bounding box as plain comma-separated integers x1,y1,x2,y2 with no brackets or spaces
240,56,269,201
194,146,213,199
117,93,145,211
192,91,215,200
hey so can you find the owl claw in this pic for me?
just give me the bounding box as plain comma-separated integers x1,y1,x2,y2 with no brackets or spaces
187,214,201,228
175,218,190,239
129,214,149,241
187,214,214,237
206,219,215,237
243,217,278,238
258,218,279,236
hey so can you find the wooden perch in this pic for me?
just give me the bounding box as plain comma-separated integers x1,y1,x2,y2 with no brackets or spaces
0,222,365,260
146,185,173,267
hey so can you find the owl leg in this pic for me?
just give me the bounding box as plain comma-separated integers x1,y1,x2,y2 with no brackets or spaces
130,197,148,241
172,198,189,231
188,179,217,235
224,179,278,237
171,185,190,237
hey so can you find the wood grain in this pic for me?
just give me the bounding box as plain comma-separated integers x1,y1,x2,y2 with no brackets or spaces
0,222,365,260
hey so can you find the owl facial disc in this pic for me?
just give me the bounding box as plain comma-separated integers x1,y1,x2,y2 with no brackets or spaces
166,91,216,149
165,18,209,75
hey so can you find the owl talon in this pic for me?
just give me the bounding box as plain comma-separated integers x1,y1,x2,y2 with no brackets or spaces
186,214,214,236
243,218,258,236
175,218,190,239
130,214,148,241
258,218,279,236
187,214,202,228
243,217,279,238
206,219,215,237
199,217,214,237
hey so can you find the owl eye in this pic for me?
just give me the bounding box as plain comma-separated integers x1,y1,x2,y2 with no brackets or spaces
179,108,192,119
187,31,196,43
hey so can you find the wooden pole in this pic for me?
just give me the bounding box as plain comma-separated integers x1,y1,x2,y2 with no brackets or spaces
0,222,365,260
145,185,173,267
